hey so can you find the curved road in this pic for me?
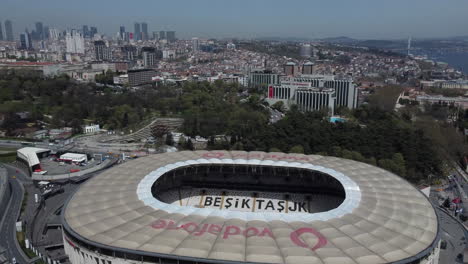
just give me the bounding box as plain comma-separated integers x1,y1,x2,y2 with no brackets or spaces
0,164,32,264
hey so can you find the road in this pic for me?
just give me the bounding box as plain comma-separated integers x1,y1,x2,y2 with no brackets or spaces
0,165,31,264
436,207,467,263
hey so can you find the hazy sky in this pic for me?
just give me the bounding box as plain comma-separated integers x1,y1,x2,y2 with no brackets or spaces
1,0,468,39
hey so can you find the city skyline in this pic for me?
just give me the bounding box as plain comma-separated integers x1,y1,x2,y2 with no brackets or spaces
1,0,468,40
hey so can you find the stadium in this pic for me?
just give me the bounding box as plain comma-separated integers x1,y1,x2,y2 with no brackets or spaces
62,151,440,264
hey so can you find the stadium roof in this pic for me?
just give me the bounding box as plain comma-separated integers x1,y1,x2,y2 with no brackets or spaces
17,147,50,167
64,151,438,264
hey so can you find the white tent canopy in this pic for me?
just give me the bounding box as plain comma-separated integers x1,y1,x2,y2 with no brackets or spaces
60,153,87,163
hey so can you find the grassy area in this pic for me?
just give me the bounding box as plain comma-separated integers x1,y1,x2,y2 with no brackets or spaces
0,151,16,163
20,191,28,216
17,231,47,263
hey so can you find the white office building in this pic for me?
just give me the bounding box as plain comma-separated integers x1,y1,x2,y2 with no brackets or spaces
280,75,357,109
266,75,357,115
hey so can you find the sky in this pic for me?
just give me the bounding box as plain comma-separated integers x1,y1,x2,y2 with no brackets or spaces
1,0,468,40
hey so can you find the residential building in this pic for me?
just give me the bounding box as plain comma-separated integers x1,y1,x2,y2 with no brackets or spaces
94,40,112,61
65,30,85,54
0,21,3,40
142,47,157,67
302,61,314,75
121,45,137,61
49,28,59,40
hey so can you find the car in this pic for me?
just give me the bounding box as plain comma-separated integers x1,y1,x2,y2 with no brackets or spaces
12,257,17,264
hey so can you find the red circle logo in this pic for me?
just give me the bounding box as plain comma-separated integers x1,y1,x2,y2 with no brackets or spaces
290,227,327,251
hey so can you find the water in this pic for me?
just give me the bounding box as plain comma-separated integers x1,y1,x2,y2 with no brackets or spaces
412,50,468,74
435,52,468,74
330,117,345,123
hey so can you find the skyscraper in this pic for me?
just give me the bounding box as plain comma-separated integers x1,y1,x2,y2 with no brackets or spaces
166,31,176,43
141,22,148,41
5,20,13,41
19,32,33,50
134,23,141,41
192,37,199,52
35,22,44,40
82,25,89,38
90,26,97,38
43,26,49,39
0,21,3,41
119,26,126,40
159,31,166,40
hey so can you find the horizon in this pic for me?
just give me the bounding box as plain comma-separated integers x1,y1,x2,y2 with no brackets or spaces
1,0,468,40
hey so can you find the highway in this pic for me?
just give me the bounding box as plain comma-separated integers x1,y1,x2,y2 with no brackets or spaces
0,165,31,264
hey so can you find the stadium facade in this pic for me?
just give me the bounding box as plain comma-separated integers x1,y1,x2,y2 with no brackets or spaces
62,151,440,264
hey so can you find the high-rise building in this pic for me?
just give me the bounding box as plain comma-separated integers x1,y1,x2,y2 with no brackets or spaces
121,45,137,61
141,22,148,41
284,62,297,76
49,28,59,40
90,27,97,38
94,40,112,61
166,31,176,42
5,20,13,41
142,47,157,67
192,37,199,52
0,22,3,41
35,22,44,40
19,32,33,50
152,31,158,40
134,23,141,41
119,26,126,40
302,61,315,75
159,31,166,40
300,44,312,58
66,30,85,54
43,26,49,39
82,25,89,38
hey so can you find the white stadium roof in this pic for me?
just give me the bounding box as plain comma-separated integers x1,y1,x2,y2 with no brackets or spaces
17,147,50,167
64,151,438,264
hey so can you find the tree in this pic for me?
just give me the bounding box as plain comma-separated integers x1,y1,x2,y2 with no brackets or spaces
271,101,286,113
289,145,304,154
185,139,194,150
165,133,174,146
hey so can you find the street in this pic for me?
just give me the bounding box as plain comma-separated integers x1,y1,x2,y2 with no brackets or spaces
0,165,31,264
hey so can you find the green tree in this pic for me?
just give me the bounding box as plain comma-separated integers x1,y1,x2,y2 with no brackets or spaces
289,145,304,154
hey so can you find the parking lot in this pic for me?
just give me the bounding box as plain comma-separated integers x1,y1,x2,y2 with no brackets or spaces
39,155,101,175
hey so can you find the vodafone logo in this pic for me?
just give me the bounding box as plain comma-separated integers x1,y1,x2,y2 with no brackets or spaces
290,227,327,251
151,220,327,251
